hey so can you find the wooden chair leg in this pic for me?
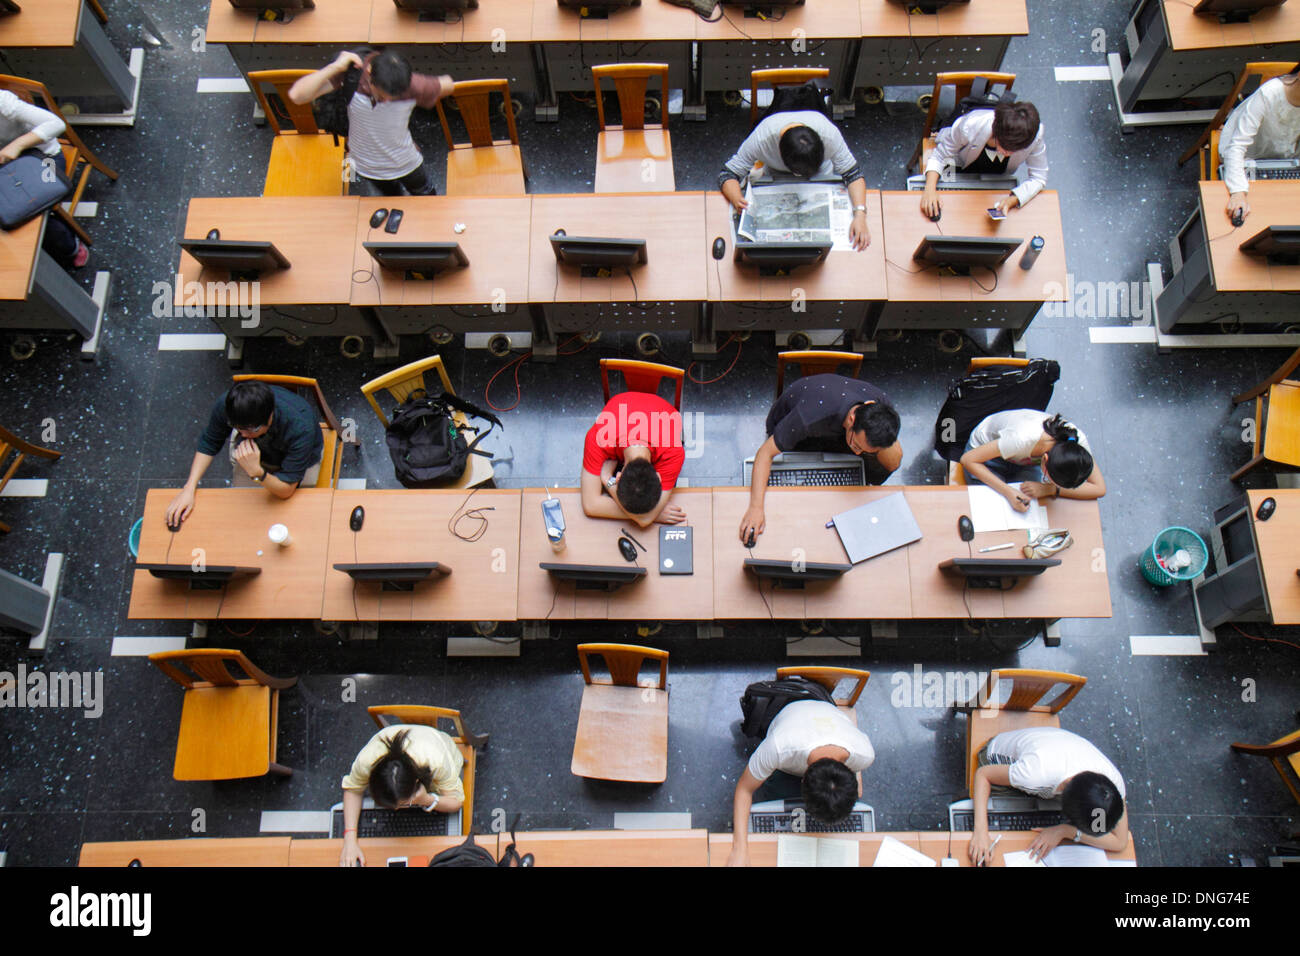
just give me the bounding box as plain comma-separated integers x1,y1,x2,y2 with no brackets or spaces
54,206,91,246
0,518,10,534
1230,454,1266,482
87,0,108,23
268,762,293,777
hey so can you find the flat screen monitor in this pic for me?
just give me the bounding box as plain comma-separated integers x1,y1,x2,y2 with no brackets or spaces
394,0,477,21
137,564,261,591
333,562,451,592
364,241,469,278
721,0,805,15
733,240,831,276
1239,224,1300,265
744,558,852,589
540,563,646,591
894,0,970,13
179,239,291,281
549,234,648,270
1193,0,1287,24
557,0,640,17
229,0,316,10
913,234,1022,275
939,557,1061,589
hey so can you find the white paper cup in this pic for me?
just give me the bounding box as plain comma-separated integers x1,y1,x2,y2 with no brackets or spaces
268,523,291,547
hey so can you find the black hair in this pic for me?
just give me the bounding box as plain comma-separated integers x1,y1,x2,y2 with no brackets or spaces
369,51,412,97
992,101,1040,152
367,728,435,810
851,401,901,450
802,758,858,824
225,381,274,431
778,125,825,178
615,458,662,517
1041,413,1094,489
1061,771,1124,836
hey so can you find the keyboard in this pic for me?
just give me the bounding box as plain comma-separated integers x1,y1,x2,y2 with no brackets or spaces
768,467,862,487
750,810,873,833
949,809,1066,832
1253,167,1300,180
330,808,450,839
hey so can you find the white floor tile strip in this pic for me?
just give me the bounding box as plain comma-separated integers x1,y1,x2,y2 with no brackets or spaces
111,636,188,656
1129,635,1207,656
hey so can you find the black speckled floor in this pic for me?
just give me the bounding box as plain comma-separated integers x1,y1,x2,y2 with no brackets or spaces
0,0,1297,867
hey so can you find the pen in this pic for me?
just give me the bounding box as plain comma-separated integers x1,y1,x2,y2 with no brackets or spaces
978,542,1016,553
981,833,1003,867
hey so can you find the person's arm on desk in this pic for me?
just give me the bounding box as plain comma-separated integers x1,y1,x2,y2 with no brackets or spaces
1029,808,1129,861
1221,88,1268,224
969,763,1011,865
339,788,366,867
847,177,871,251
288,51,363,105
727,768,764,867
739,436,779,542
960,442,1031,513
165,452,214,527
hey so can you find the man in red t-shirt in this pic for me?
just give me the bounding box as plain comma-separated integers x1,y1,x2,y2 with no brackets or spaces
580,391,687,527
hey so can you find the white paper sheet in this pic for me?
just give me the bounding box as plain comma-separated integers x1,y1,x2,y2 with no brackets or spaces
1003,850,1047,868
1044,845,1111,868
736,181,854,251
966,485,1049,534
872,835,937,867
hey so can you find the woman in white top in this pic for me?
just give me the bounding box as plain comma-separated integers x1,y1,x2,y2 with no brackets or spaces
921,100,1048,220
960,411,1105,513
1220,65,1300,225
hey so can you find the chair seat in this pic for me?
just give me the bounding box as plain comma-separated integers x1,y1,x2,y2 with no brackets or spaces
174,685,276,780
1263,381,1300,467
263,134,346,197
445,144,526,196
595,129,675,193
966,709,1060,792
572,683,669,782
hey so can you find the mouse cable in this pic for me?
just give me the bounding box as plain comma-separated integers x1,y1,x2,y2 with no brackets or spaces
449,486,494,542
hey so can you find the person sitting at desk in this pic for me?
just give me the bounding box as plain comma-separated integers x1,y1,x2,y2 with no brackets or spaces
164,381,324,528
580,390,686,528
959,410,1104,514
1220,65,1300,225
921,100,1048,220
338,725,465,867
0,89,89,271
718,110,872,251
970,727,1128,865
289,49,452,197
727,698,875,867
739,374,902,543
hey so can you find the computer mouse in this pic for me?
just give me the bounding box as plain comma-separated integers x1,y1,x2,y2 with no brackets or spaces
712,237,726,260
929,208,942,223
369,208,389,230
958,514,974,541
553,228,566,237
206,228,220,240
1231,209,1245,228
349,506,365,532
618,537,638,562
1256,496,1276,521
745,529,756,549
165,515,182,533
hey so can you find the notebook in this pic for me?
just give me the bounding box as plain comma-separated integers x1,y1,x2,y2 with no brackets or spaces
659,526,693,575
829,492,923,564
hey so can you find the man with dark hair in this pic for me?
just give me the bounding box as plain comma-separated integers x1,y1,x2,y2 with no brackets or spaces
970,727,1128,865
739,374,903,543
719,110,872,251
580,390,686,528
921,100,1048,220
289,49,452,197
727,698,875,867
164,381,325,528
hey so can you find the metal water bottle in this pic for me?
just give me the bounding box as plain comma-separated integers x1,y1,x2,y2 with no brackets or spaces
1019,235,1044,270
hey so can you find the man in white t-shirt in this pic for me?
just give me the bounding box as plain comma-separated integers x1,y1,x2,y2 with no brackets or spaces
970,726,1128,865
727,699,875,867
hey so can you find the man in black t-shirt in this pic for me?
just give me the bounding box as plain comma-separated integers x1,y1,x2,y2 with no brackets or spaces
739,374,903,543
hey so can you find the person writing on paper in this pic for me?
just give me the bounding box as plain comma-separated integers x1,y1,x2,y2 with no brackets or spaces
718,111,872,251
1220,64,1300,225
959,411,1104,515
921,100,1048,220
580,390,687,528
969,728,1128,866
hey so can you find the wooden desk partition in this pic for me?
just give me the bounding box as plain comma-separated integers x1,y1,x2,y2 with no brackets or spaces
697,0,863,40
1164,0,1300,50
1201,181,1300,294
249,0,373,43
858,0,1028,38
288,836,479,867
322,489,523,622
510,829,710,867
1247,489,1300,625
372,0,529,44
79,837,292,867
529,0,699,42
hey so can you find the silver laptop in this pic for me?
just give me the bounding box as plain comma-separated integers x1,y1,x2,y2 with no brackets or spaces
906,172,1021,192
1218,158,1300,181
829,491,923,564
744,451,865,487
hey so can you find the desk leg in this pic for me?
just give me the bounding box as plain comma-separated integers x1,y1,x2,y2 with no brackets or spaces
1042,619,1061,648
226,337,245,368
530,304,557,362
853,301,885,353
30,250,108,357
685,41,706,122
693,302,717,359
532,45,559,122
832,39,859,121
358,307,399,359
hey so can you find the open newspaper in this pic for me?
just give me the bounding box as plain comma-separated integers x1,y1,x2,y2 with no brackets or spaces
735,180,855,252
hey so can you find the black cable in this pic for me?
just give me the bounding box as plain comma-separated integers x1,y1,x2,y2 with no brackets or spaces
747,542,776,623
624,267,658,313
352,527,360,624
449,486,495,543
969,264,998,295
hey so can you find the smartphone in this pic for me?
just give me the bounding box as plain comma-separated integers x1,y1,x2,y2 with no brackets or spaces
987,207,1007,221
386,857,408,867
385,209,404,234
541,495,566,551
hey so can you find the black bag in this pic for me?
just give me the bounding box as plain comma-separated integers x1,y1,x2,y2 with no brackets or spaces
932,358,1060,462
384,389,503,488
428,832,534,868
311,54,366,144
0,150,73,231
740,677,837,739
760,80,833,124
936,76,1018,132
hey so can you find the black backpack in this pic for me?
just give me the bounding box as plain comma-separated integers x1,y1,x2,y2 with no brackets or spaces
740,677,837,739
937,76,1018,132
311,53,367,144
384,389,503,488
759,80,833,126
428,832,534,868
932,358,1060,462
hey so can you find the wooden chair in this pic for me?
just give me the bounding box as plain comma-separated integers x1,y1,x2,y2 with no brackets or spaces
231,374,356,489
368,704,489,835
148,649,298,781
0,424,61,534
1229,379,1300,481
247,69,346,197
600,358,684,411
749,67,831,129
1178,62,1298,180
590,63,675,193
907,71,1017,175
1232,725,1300,805
361,355,494,489
572,643,669,783
0,73,119,247
963,669,1087,793
434,78,526,196
946,357,1031,485
774,350,864,399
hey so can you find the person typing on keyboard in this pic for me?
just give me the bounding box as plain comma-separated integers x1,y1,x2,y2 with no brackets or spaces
339,725,465,867
739,374,902,543
1220,64,1300,226
970,727,1128,866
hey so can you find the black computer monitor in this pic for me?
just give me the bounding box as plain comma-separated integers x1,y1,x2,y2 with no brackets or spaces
939,557,1061,589
364,242,470,279
178,239,291,282
721,0,805,17
1239,225,1300,265
394,0,477,22
894,0,971,13
228,0,316,11
549,234,648,271
744,558,852,589
733,240,831,276
333,562,451,592
913,235,1023,275
540,563,646,591
1193,0,1287,24
137,564,262,591
557,0,640,17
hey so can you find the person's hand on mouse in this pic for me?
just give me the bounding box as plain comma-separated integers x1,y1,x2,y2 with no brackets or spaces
165,486,196,529
1226,192,1249,224
849,211,871,251
233,439,263,479
920,188,942,220
656,504,687,525
339,835,365,868
739,506,765,544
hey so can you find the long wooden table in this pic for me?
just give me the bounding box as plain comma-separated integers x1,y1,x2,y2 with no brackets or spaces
708,831,1138,867
78,837,292,867
1195,489,1300,632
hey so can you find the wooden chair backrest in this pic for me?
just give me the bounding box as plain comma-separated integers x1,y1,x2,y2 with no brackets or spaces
966,357,1030,373
149,649,290,690
1234,346,1300,404
436,78,518,150
591,63,670,132
775,350,864,396
361,356,456,428
973,669,1086,713
0,423,60,493
776,666,870,707
577,643,668,690
749,67,831,128
600,358,684,410
921,71,1017,139
248,70,322,135
368,704,467,742
1179,62,1298,169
